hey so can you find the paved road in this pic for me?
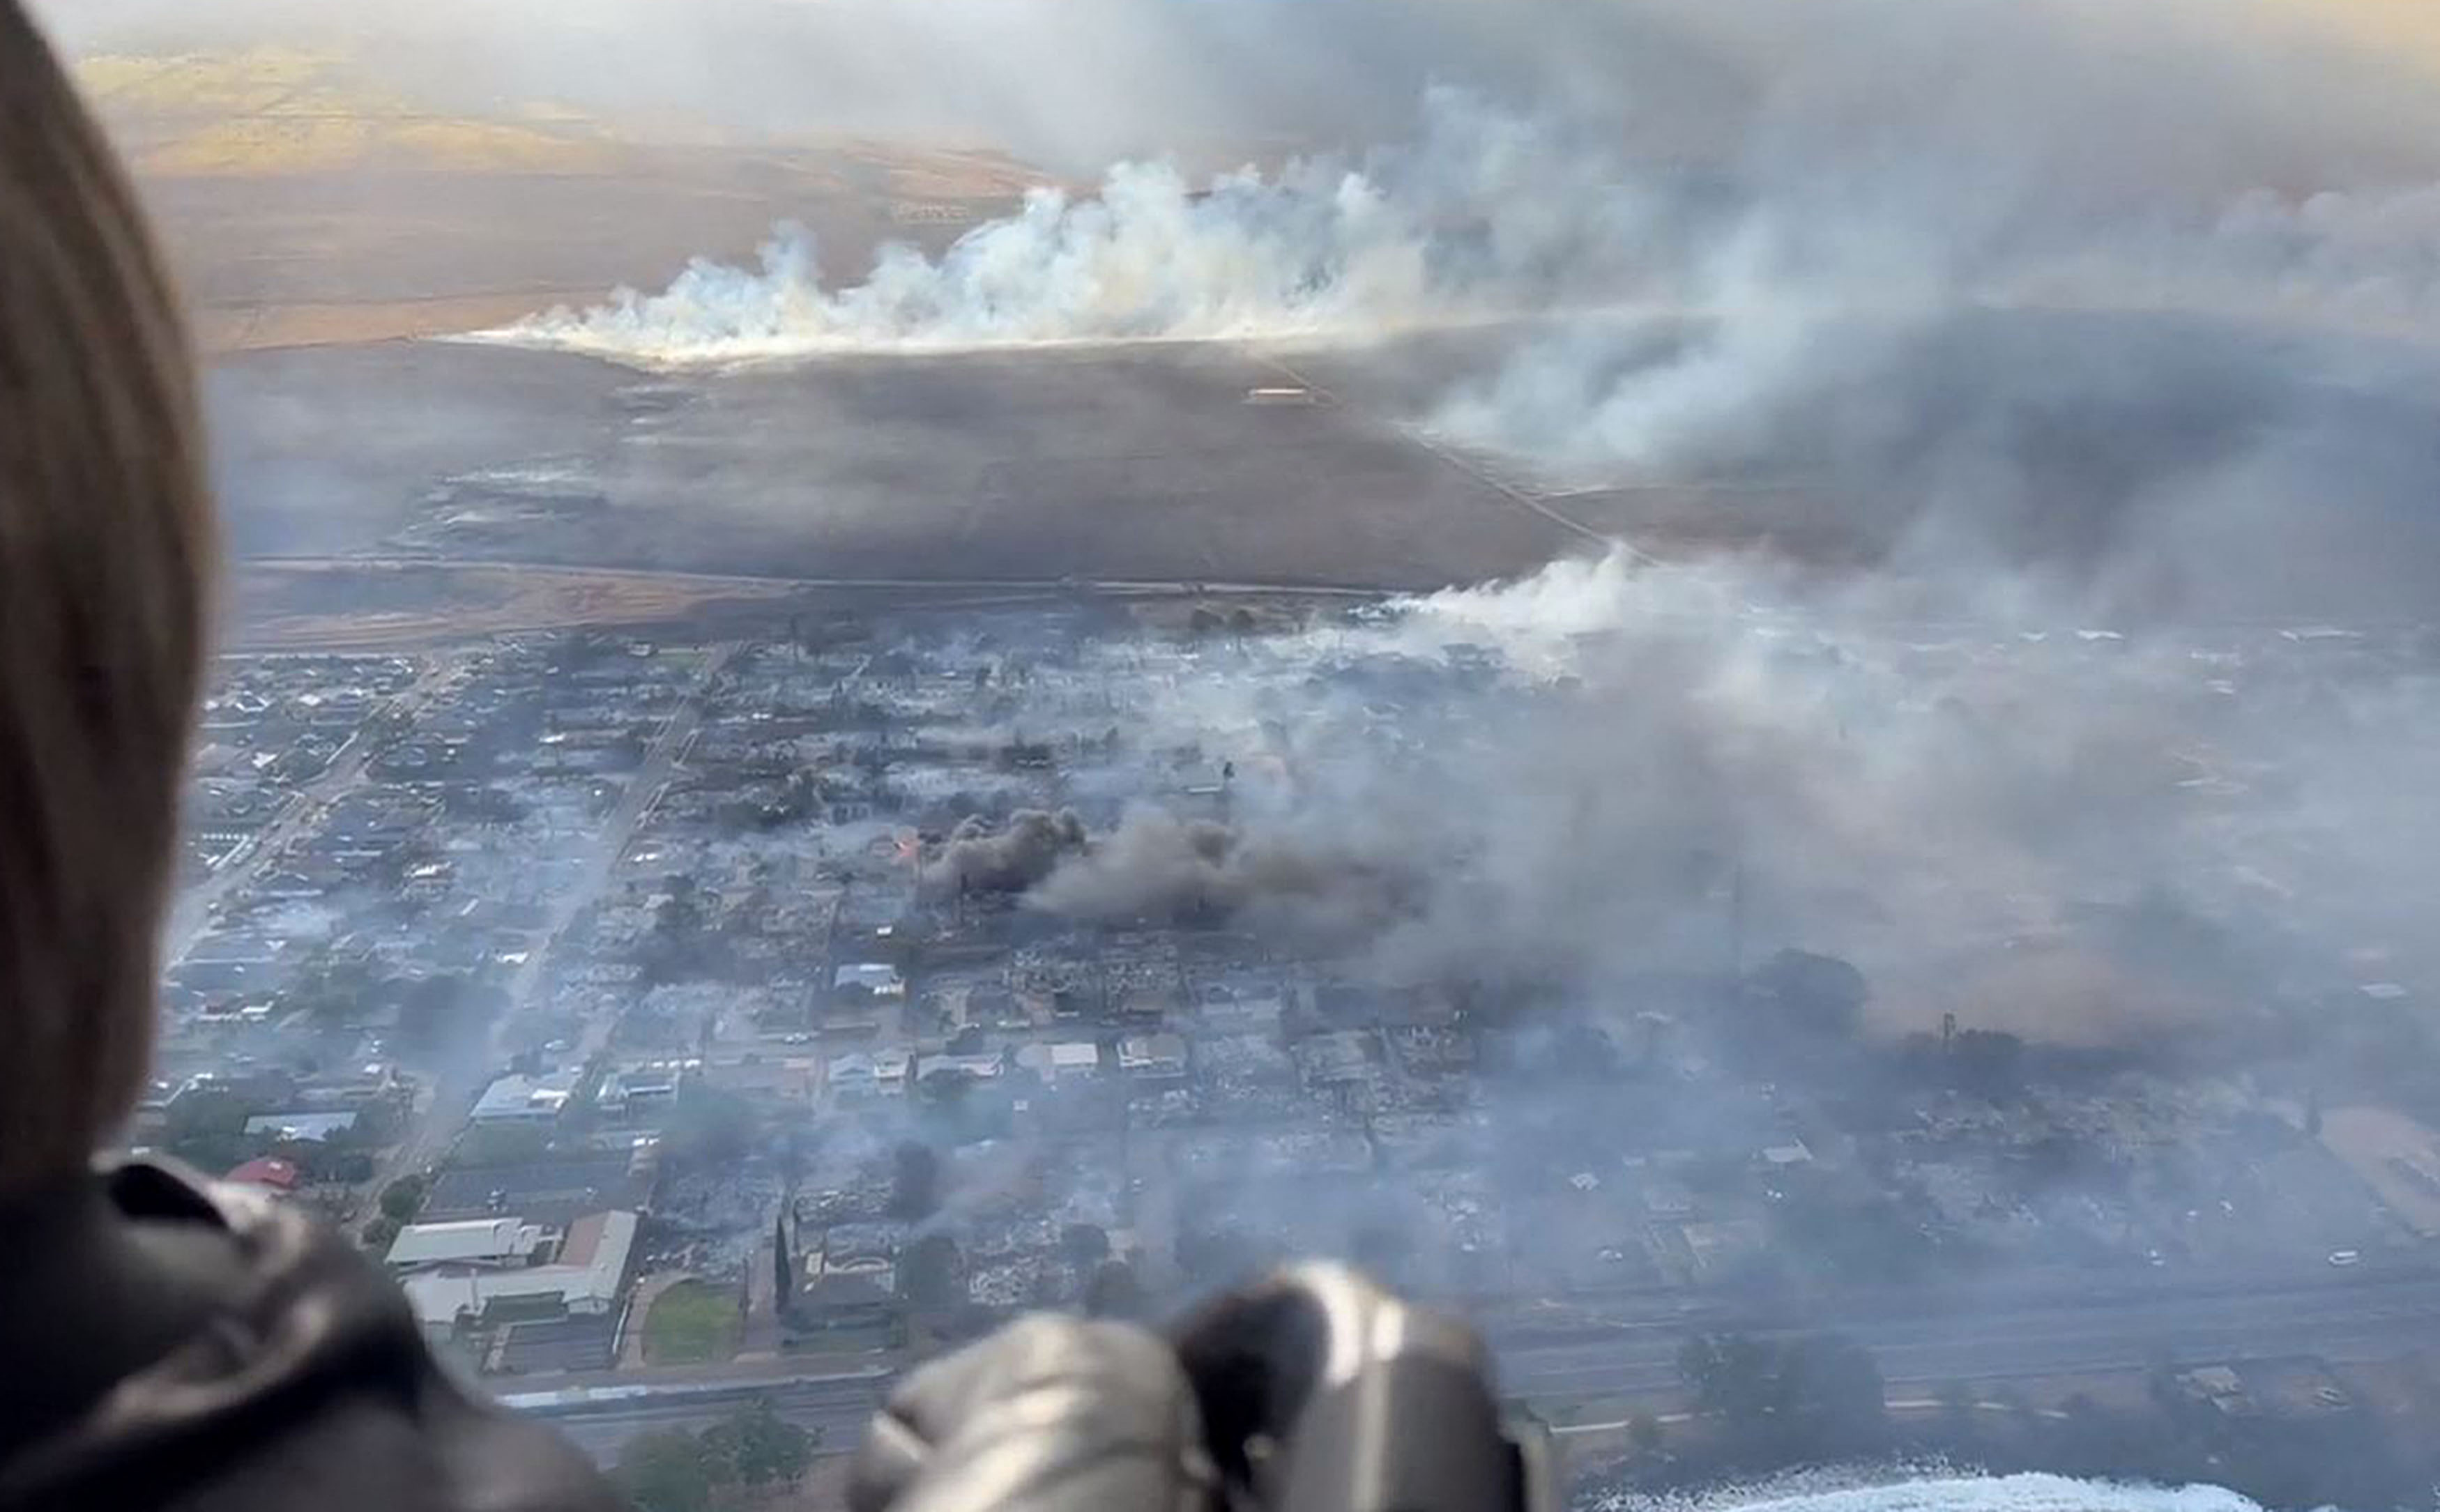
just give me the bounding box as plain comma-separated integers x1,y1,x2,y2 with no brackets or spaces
168,652,468,961
515,641,736,1057
1253,353,1623,555
520,1269,2440,1463
526,1373,893,1461
371,645,735,1196
247,554,1396,601
1495,1269,2440,1399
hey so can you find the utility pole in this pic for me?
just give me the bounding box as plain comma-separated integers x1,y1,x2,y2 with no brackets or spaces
1727,860,1747,981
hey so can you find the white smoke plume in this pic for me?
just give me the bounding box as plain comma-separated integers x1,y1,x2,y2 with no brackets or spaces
466,91,1656,365
459,0,2440,538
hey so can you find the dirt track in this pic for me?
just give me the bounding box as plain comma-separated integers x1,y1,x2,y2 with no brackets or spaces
229,558,1389,650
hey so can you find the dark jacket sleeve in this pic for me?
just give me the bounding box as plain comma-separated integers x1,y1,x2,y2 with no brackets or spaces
0,1163,623,1512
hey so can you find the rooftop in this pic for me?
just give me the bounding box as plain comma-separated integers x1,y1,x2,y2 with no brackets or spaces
226,1156,299,1191
470,1069,581,1124
401,1209,639,1331
386,1216,550,1270
243,1110,360,1143
834,962,907,997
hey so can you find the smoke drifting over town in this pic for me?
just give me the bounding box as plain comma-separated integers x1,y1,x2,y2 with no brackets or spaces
983,548,2432,1051
68,2,2440,1500
583,0,2440,1054
928,809,1086,896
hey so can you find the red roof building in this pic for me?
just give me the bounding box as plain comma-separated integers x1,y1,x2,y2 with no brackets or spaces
226,1156,300,1192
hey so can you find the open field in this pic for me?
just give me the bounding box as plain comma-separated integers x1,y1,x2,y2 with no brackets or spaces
227,558,1372,651
96,45,2440,625
229,560,803,650
641,1281,743,1368
79,47,1050,353
209,310,2440,630
151,163,1021,353
207,339,1594,595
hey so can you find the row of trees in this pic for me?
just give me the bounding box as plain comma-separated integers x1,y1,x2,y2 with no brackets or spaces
359,1172,429,1251
161,1080,404,1186
616,1399,816,1512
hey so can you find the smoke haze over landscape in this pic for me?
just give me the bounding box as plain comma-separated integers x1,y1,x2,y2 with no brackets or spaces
49,3,2440,1505
442,1,2440,619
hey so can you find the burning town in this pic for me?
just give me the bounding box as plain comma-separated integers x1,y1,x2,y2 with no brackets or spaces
36,1,2440,1509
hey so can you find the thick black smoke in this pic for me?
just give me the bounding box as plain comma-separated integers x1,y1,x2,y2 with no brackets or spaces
927,809,1087,896
1027,806,1415,945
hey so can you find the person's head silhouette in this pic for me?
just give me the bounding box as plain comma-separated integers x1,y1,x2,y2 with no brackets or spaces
0,11,615,1506
0,0,212,1197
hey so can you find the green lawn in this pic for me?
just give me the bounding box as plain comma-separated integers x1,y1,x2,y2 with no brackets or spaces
641,1281,741,1366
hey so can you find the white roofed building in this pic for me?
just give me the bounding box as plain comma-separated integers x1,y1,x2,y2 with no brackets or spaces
834,963,906,999
386,1216,553,1274
399,1210,639,1335
470,1069,581,1125
1016,1041,1102,1083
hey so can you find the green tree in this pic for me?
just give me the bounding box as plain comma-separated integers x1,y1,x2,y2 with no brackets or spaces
165,1083,249,1142
1061,1223,1111,1268
397,974,470,1052
1678,1332,1775,1423
162,1085,253,1174
1748,949,1868,1039
1677,1331,1885,1463
361,1214,401,1253
378,1173,427,1223
643,876,711,983
901,1233,963,1310
1085,1259,1147,1320
891,1141,941,1220
1774,1333,1887,1458
615,1428,721,1512
1952,1029,2027,1098
1627,1414,1665,1453
666,1087,755,1169
285,949,382,1025
701,1398,815,1488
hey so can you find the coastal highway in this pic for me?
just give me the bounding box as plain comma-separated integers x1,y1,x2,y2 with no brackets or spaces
514,1373,894,1461
521,1268,2440,1462
1493,1267,2440,1399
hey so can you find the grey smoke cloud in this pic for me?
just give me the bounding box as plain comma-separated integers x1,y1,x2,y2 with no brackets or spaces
1026,805,1414,945
73,0,2440,1046
413,0,2440,352
1018,549,2433,1049
927,809,1088,896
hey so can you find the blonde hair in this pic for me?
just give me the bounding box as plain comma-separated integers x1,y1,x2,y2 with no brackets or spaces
0,2,215,1189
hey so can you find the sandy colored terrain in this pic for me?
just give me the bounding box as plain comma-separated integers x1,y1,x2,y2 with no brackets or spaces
191,295,591,353
231,561,801,649
76,46,1055,354
2320,1106,2440,1239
